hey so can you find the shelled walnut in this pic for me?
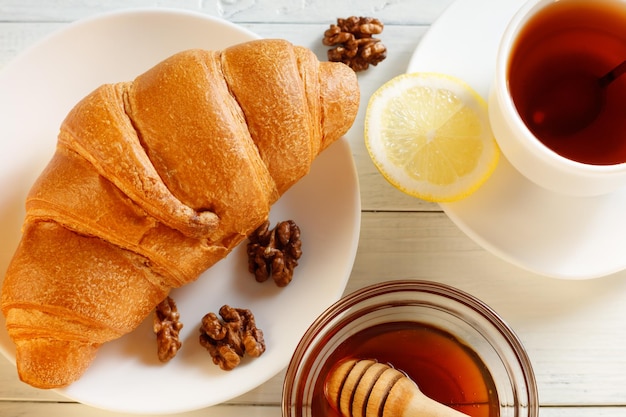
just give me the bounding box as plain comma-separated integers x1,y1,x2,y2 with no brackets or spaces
247,220,302,287
199,305,265,371
153,296,183,363
323,16,387,72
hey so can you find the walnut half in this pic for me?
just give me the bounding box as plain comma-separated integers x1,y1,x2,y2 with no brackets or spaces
199,305,266,371
153,296,183,363
247,220,302,287
323,16,387,72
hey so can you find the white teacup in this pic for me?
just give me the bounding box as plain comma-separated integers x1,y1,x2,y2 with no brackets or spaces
489,0,626,196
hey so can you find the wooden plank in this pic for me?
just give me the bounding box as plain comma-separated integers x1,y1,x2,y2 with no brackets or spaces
0,0,455,24
1,402,626,417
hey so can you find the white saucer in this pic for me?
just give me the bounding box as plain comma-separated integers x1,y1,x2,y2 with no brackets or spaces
0,9,360,414
408,0,626,279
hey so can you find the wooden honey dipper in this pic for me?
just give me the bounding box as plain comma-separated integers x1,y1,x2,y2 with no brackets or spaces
325,359,470,417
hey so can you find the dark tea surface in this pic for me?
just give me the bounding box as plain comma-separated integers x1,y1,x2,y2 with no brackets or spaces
508,0,626,165
312,322,499,417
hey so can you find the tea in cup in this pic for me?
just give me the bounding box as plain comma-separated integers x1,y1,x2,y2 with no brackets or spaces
489,0,626,196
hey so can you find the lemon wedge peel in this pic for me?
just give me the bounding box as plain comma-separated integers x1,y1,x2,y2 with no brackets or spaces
365,72,500,203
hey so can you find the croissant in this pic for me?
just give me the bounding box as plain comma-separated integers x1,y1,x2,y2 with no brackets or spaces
0,39,359,389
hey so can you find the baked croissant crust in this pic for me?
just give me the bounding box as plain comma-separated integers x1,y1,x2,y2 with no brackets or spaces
1,39,359,389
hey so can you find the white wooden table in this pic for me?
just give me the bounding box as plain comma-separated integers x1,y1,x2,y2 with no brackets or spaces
2,1,626,416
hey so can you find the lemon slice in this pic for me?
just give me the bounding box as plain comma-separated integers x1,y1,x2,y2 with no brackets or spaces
365,72,499,202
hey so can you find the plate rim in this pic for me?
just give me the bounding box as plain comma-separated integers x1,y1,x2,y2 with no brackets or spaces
0,7,361,414
0,7,261,76
407,0,626,280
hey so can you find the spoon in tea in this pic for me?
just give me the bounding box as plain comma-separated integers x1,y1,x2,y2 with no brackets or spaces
325,359,469,417
527,59,626,137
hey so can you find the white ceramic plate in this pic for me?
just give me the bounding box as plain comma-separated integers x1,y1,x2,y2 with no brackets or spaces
408,0,626,280
0,9,360,414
